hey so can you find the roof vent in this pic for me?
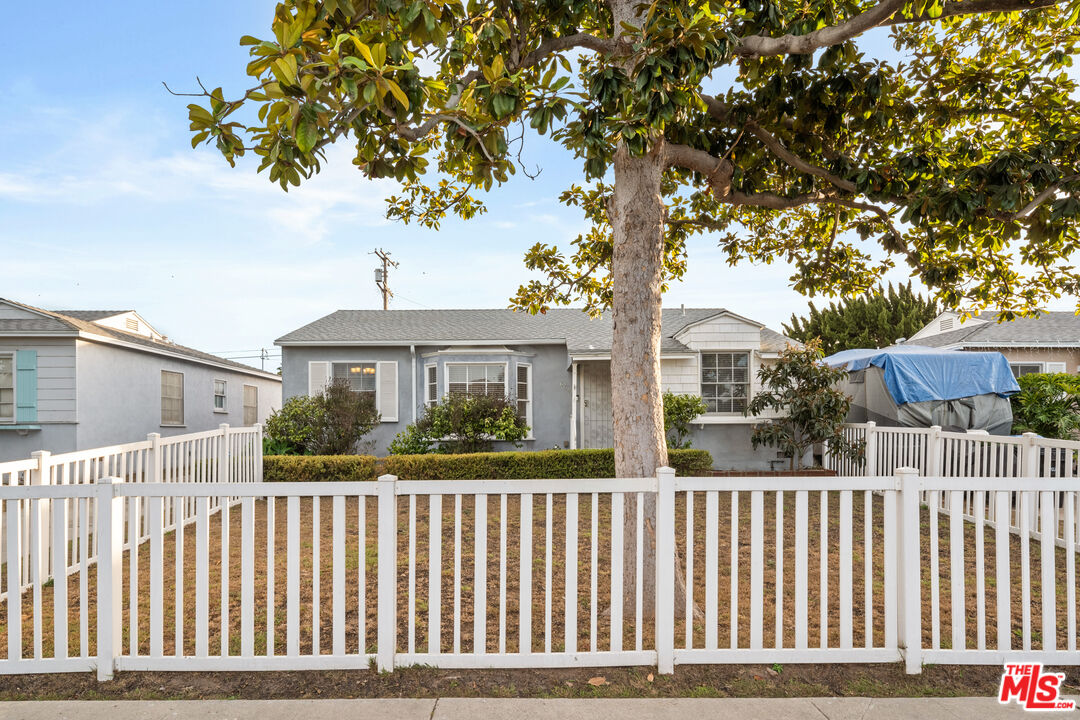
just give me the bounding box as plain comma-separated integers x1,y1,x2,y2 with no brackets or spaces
940,318,954,331
680,304,685,316
126,317,139,332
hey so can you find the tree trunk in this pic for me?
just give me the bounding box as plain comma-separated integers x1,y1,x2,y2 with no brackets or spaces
609,140,669,619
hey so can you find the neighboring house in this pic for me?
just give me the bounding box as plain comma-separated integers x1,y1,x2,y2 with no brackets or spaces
909,310,1080,378
0,298,282,462
276,308,799,470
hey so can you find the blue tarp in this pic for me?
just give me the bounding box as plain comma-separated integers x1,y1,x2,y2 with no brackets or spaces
823,345,1020,405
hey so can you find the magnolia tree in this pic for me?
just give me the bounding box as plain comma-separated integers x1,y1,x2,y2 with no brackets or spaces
183,0,1080,610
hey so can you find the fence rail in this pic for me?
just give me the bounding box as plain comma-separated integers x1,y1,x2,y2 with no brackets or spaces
0,468,1077,679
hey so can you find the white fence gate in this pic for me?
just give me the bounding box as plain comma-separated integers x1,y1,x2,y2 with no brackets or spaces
0,465,1077,679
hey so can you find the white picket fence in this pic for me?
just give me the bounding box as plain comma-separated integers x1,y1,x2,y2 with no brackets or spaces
0,466,1077,679
0,424,262,598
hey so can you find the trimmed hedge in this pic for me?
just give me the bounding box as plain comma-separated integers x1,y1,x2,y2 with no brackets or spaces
382,448,713,480
263,455,378,482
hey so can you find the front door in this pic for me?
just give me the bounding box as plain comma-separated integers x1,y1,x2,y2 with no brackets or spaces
579,361,613,449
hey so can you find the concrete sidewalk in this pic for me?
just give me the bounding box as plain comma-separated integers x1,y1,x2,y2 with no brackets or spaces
0,697,1054,719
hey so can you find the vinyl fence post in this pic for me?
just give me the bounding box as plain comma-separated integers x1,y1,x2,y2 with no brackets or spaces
864,421,878,476
148,433,162,484
377,473,398,672
96,475,124,681
254,424,264,482
895,467,922,674
30,451,51,583
220,424,231,484
655,466,676,674
924,426,941,478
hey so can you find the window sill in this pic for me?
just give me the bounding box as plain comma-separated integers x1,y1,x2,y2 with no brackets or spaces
213,409,228,414
0,424,41,431
160,424,187,429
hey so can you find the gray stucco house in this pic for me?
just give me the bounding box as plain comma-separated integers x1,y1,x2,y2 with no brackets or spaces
0,298,282,462
276,307,798,470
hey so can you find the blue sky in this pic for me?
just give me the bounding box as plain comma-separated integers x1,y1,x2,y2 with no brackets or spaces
1,3,1064,369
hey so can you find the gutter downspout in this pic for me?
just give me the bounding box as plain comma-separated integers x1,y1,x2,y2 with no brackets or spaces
410,344,417,424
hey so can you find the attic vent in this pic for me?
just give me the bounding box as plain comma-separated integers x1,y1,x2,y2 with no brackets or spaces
126,317,139,332
939,318,953,332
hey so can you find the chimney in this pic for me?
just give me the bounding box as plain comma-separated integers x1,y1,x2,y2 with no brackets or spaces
680,304,685,316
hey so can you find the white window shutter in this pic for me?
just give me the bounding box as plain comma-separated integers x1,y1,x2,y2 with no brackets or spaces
308,361,330,396
1046,361,1067,374
377,361,398,422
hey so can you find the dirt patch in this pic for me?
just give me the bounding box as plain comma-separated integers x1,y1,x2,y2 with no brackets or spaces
0,662,1053,700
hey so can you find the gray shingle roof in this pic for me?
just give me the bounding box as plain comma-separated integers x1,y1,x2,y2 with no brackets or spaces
917,311,1080,348
276,308,797,354
55,310,131,321
0,298,279,380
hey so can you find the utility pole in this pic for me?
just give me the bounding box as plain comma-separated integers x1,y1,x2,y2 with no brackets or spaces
260,348,268,371
371,248,399,310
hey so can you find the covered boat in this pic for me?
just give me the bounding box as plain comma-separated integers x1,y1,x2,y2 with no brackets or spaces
823,345,1020,435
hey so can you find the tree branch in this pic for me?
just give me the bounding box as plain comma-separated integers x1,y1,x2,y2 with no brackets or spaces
890,0,1063,25
734,0,1065,57
735,0,907,57
665,143,734,194
744,120,858,193
1013,174,1080,219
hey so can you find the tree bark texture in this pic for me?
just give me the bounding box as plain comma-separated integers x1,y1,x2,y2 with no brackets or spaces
609,140,670,619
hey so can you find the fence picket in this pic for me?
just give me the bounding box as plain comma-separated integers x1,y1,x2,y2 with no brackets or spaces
333,495,345,657
430,494,443,655
564,492,578,655
51,498,68,660
610,492,623,653
839,490,852,650
749,491,763,650
519,493,532,654
474,493,487,656
995,490,1010,652
795,491,808,650
1040,491,1055,652
949,490,965,651
705,491,718,651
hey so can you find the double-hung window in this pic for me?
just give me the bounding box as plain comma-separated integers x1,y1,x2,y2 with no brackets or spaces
425,364,438,407
447,363,506,397
213,379,227,412
0,354,13,422
332,362,377,400
243,385,258,425
701,352,750,413
516,364,532,427
161,370,185,426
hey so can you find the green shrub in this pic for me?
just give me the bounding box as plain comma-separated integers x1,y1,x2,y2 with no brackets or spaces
264,380,380,455
663,391,709,449
1011,372,1080,439
389,393,529,454
263,455,378,482
383,448,712,480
